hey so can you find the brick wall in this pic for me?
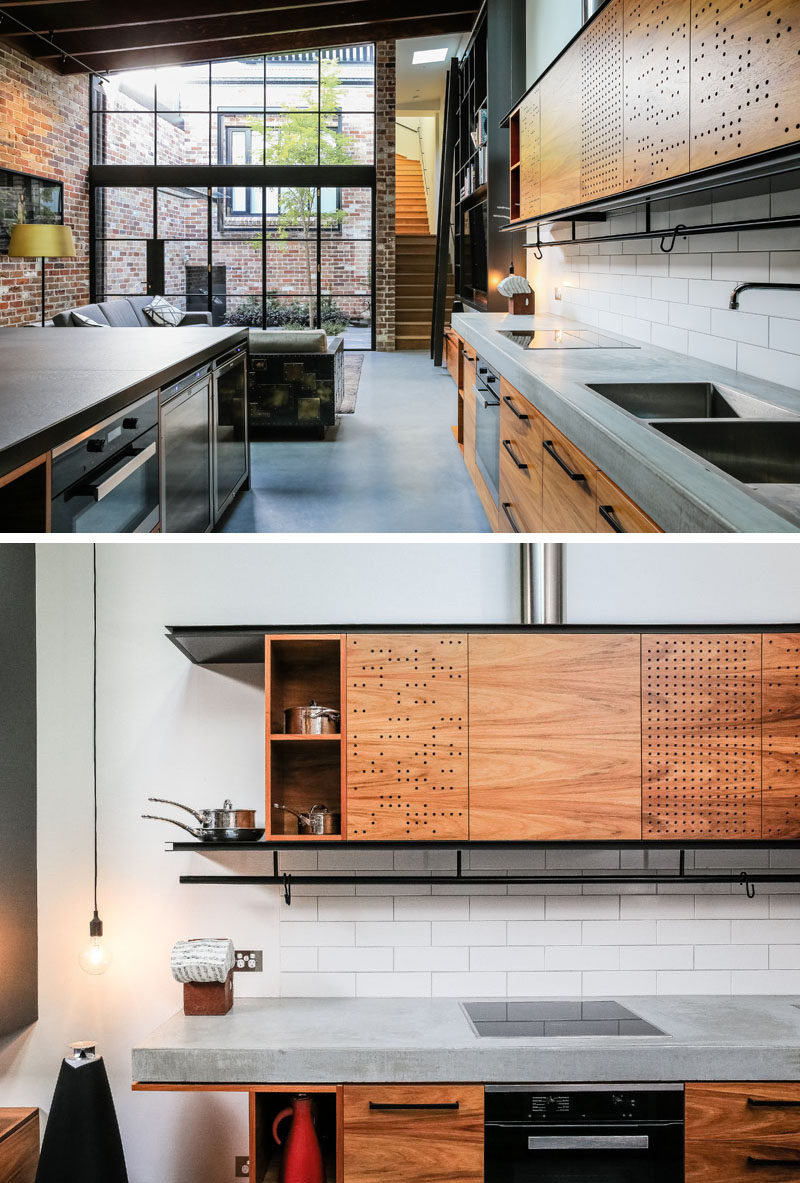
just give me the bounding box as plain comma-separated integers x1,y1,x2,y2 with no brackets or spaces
375,40,395,351
0,44,89,325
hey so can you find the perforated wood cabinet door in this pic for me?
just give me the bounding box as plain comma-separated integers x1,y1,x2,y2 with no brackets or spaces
623,0,691,188
469,633,643,840
581,0,624,201
346,635,468,840
690,0,800,171
540,40,582,213
763,633,800,839
518,87,542,220
642,633,762,838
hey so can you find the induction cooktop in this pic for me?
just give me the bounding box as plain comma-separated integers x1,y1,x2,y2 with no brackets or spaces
499,328,639,350
463,1000,665,1037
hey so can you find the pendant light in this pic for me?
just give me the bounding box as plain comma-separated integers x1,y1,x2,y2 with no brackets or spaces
79,545,110,976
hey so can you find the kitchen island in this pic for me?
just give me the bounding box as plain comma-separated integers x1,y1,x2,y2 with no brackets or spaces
0,327,248,532
451,313,800,533
132,995,800,1082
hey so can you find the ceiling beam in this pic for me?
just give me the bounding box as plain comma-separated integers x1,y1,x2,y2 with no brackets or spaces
0,0,379,34
21,0,474,58
40,13,476,73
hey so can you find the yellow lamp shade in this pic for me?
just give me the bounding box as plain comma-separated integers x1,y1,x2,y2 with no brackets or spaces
8,223,76,259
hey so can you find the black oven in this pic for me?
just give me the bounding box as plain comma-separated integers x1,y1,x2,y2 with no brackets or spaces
51,392,160,533
485,1084,684,1183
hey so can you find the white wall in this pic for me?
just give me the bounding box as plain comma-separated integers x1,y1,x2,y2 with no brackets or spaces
396,114,439,233
0,541,516,1183
4,539,800,1183
522,2,800,391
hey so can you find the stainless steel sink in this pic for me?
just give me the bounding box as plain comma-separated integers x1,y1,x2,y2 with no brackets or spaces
654,420,800,523
654,420,800,484
588,381,760,419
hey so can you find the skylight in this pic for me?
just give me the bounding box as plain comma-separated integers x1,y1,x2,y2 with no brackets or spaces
411,48,449,64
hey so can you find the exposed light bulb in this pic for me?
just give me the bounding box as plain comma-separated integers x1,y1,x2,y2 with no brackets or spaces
79,911,111,975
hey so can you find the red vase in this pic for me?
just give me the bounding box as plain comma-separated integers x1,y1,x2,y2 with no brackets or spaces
272,1095,326,1183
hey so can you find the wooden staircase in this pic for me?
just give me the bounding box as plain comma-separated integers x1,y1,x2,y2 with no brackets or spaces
395,154,452,350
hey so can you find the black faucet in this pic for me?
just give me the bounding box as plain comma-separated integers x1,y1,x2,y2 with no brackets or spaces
729,282,800,309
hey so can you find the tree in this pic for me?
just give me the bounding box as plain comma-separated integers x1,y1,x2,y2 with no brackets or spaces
251,59,350,328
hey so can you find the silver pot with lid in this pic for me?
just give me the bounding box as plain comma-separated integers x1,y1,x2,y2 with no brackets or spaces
284,701,340,735
141,797,264,843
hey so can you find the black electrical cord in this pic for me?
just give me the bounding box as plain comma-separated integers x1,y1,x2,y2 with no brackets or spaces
0,8,109,79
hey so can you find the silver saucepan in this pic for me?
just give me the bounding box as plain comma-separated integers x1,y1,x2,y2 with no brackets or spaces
142,797,264,843
284,702,340,735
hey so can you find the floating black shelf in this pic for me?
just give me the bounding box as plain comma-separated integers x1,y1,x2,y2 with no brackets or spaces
166,623,800,666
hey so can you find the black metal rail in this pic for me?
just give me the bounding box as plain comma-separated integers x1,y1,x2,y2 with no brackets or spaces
524,214,800,259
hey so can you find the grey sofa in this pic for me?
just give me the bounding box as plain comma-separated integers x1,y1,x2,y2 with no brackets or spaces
51,296,212,327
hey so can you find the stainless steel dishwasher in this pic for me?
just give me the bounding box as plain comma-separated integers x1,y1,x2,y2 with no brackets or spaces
160,363,213,534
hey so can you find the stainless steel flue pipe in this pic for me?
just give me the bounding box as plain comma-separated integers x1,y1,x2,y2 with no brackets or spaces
520,543,564,624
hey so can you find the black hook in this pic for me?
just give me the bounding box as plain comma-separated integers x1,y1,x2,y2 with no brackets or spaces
739,871,756,899
659,223,686,253
283,873,292,906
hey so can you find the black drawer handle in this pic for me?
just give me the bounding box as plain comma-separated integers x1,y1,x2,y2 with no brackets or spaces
501,501,522,533
747,1158,800,1169
503,395,529,420
598,504,626,533
502,439,528,470
463,352,476,363
542,438,586,482
368,1102,460,1111
748,1099,800,1108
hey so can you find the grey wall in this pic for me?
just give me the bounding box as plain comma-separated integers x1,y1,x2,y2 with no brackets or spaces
0,544,37,1035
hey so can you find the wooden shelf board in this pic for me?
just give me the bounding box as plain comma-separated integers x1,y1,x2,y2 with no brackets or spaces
269,733,341,741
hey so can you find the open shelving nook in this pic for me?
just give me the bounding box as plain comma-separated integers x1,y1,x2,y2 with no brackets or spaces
265,635,346,841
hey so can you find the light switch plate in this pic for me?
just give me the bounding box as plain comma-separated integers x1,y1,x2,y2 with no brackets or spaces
234,949,263,972
235,1155,250,1177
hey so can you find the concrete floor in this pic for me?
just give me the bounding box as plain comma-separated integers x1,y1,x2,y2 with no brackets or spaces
221,351,491,533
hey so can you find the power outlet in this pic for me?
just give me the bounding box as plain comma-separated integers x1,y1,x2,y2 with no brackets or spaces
235,1155,250,1177
234,949,263,972
554,286,563,301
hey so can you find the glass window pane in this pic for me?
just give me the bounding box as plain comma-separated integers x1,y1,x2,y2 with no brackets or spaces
212,239,263,305
266,51,319,111
213,112,264,165
95,71,155,111
320,240,372,294
155,62,210,112
266,241,318,302
223,294,262,327
92,112,155,165
102,241,148,294
157,110,209,165
157,187,207,239
263,113,319,165
335,112,374,163
164,240,208,298
264,293,318,330
325,296,371,348
212,57,264,115
96,188,153,239
212,185,265,235
320,187,371,239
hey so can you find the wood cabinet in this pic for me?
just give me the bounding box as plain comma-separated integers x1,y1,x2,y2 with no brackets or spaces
498,379,543,532
469,632,643,840
444,328,461,388
265,635,346,840
346,635,469,840
539,40,582,214
0,1110,38,1183
508,0,799,222
540,421,598,533
642,634,763,839
762,634,800,839
596,471,662,533
686,1083,800,1183
342,1085,483,1183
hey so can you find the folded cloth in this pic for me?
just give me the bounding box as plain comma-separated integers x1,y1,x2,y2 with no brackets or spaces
171,938,235,984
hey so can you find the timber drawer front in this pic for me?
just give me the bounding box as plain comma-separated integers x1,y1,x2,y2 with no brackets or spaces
596,471,662,534
498,380,543,533
342,1085,484,1183
686,1083,800,1183
540,422,599,533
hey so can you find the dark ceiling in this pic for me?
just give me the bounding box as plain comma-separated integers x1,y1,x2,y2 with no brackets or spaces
0,0,478,75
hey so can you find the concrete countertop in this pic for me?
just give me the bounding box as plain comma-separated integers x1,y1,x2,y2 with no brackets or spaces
0,327,247,479
451,312,800,533
132,995,800,1083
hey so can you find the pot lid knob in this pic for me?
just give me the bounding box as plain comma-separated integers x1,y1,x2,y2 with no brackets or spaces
223,799,233,809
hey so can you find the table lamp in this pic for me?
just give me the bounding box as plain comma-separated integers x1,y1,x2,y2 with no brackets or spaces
8,223,76,326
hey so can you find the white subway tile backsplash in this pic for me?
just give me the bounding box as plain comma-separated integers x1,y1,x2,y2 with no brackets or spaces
668,253,712,280
770,317,800,356
546,945,619,971
583,921,657,945
357,973,431,997
394,897,470,922
432,972,508,997
738,343,800,390
686,331,738,369
280,947,318,972
546,895,619,920
583,971,657,996
282,921,354,946
620,945,693,970
695,944,768,970
317,897,394,922
658,920,731,944
731,970,800,994
651,277,689,303
769,945,800,969
357,922,430,946
769,896,800,917
657,971,731,994
469,896,545,920
471,946,546,972
395,946,470,972
432,921,506,946
620,896,694,919
687,279,735,308
319,946,393,972
280,972,355,997
509,921,582,945
711,251,770,282
508,971,583,997
710,308,770,347
732,920,800,944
